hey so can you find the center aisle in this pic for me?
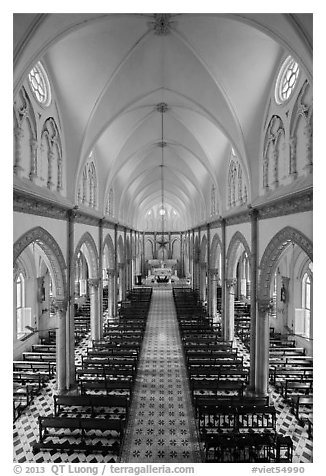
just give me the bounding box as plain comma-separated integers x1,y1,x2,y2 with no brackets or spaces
120,288,202,463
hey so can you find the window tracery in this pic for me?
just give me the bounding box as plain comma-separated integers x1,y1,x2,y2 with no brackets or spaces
77,154,98,209
227,151,248,209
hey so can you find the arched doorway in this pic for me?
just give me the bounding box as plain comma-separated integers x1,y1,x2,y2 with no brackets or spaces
13,227,67,391
256,226,313,395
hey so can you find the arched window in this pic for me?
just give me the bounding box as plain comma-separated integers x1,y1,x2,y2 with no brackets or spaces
28,61,52,107
16,273,28,339
301,272,311,338
275,56,300,105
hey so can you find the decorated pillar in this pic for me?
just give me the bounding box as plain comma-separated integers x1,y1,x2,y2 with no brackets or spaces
209,269,218,318
142,231,146,277
47,149,55,190
221,218,226,336
98,219,103,339
225,278,237,341
154,232,157,259
67,208,77,388
249,207,258,390
271,144,279,189
192,230,195,291
107,269,115,317
304,123,313,175
55,298,67,393
57,155,63,192
206,224,211,313
14,126,24,177
29,138,38,183
255,298,272,396
89,278,100,341
113,224,118,316
289,136,298,182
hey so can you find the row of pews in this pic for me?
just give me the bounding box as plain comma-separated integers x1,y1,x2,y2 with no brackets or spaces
173,288,293,463
235,300,313,440
13,301,93,422
31,287,152,459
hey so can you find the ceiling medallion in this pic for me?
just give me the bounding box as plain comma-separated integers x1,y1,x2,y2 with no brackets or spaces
152,14,172,35
156,102,168,113
158,141,167,148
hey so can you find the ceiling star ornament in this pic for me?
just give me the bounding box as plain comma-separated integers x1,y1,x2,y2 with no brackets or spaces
152,14,172,35
157,236,169,248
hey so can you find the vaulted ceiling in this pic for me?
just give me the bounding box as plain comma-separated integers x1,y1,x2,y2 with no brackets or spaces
13,13,312,231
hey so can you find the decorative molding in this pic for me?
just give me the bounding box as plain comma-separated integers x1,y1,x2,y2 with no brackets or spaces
13,226,67,300
224,210,250,226
74,210,101,227
259,226,313,301
14,190,68,220
257,188,313,220
152,15,172,35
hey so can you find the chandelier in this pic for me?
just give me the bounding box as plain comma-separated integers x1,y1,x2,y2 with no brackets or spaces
157,102,168,258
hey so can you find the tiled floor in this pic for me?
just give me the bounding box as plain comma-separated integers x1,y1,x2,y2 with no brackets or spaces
120,288,202,462
13,289,312,463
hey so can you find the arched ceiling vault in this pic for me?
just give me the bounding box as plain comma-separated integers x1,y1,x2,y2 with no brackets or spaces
14,13,312,231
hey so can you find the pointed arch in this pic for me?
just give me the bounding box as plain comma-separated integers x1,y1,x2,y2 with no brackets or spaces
259,226,312,300
210,232,223,268
73,232,99,279
102,233,115,269
13,226,67,301
226,231,251,279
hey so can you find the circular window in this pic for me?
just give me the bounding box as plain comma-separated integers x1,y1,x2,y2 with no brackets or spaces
28,61,51,107
275,56,300,105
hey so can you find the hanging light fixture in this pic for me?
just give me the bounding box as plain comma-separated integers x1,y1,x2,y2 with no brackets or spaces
156,102,169,260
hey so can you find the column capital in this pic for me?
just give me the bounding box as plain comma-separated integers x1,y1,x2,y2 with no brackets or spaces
106,268,116,277
248,206,259,219
257,298,273,314
88,278,100,288
53,298,68,312
209,268,219,276
226,278,237,289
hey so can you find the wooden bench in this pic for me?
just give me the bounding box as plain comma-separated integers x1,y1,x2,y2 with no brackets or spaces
13,371,47,392
278,379,313,400
13,360,54,377
22,352,56,362
32,344,56,353
289,395,313,421
269,366,313,385
191,379,244,405
79,379,133,397
82,356,137,369
204,432,279,463
13,383,33,406
53,394,129,418
198,403,276,434
33,416,124,455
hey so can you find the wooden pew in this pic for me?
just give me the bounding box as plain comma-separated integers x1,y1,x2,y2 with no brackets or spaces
13,371,47,392
31,344,56,353
79,378,133,397
22,352,56,362
13,360,54,377
53,394,129,419
33,416,124,455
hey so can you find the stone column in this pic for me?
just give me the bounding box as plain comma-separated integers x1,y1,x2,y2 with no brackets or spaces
29,138,38,183
14,126,24,177
209,269,218,318
192,230,195,291
57,155,63,192
142,232,145,277
154,232,157,259
55,298,67,393
304,123,313,175
289,136,298,182
47,149,55,190
119,263,126,302
89,278,100,341
107,269,115,317
98,219,103,339
113,225,118,316
271,144,279,190
206,224,211,313
249,207,258,390
225,278,237,341
67,208,77,389
221,219,226,336
255,298,272,396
